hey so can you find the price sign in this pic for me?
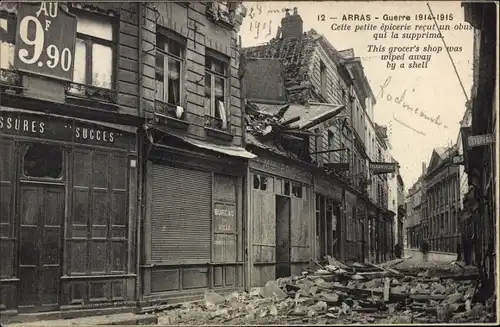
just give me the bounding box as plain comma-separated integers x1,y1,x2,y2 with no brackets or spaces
14,2,77,81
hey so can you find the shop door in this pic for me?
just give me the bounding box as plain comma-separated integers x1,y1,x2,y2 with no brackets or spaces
18,144,64,312
18,184,64,312
275,195,291,278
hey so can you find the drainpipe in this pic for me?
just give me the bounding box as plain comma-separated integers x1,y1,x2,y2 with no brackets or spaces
135,1,144,303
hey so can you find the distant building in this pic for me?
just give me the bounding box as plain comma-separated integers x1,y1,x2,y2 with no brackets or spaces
423,147,461,253
396,173,406,249
405,166,425,249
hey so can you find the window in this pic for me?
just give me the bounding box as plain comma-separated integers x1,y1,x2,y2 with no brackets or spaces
252,174,269,191
340,142,345,162
23,144,63,179
320,60,327,98
155,32,184,106
0,12,15,71
260,176,268,191
284,181,290,196
69,12,115,97
328,130,334,162
445,181,449,204
292,184,302,198
253,175,260,189
205,52,228,123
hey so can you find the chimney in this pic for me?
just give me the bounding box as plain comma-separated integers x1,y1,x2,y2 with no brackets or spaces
281,7,303,38
422,162,426,175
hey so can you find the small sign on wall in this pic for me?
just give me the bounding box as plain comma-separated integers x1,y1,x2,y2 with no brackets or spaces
214,202,236,232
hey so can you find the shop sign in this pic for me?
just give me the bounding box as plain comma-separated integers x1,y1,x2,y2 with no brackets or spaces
251,155,312,184
214,202,236,232
15,2,77,81
468,134,495,148
324,162,349,172
370,162,397,175
0,112,131,149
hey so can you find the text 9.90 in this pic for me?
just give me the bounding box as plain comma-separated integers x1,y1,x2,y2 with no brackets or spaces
17,3,73,73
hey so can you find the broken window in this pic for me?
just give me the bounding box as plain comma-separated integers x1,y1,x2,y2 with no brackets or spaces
69,13,115,95
260,176,268,191
156,32,184,106
292,184,302,198
253,174,270,191
23,144,63,179
205,51,228,123
253,174,260,189
284,181,290,196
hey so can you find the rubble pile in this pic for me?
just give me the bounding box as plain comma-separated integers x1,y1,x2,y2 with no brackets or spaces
156,257,495,325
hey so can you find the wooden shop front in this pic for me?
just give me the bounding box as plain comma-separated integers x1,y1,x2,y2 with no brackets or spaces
247,151,314,287
0,108,138,313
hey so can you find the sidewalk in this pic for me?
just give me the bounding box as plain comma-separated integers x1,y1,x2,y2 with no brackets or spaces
4,312,158,327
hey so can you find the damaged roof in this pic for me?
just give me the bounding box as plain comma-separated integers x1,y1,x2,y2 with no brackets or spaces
245,101,344,162
242,29,349,93
253,103,344,130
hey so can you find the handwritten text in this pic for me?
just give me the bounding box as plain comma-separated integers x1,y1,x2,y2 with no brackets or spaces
377,76,449,129
249,20,273,39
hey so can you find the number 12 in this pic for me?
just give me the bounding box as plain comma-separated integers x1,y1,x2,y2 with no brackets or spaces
318,14,325,21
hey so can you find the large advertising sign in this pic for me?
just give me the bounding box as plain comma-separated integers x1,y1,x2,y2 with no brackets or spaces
14,2,77,81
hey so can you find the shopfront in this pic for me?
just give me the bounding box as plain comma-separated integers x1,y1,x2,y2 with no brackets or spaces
0,108,138,313
140,127,253,303
313,172,343,261
344,190,357,261
248,151,313,287
355,198,368,263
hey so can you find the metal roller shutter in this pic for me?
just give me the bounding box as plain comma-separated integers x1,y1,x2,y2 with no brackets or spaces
151,164,212,263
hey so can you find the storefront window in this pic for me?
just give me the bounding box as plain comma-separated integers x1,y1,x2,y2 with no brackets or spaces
284,181,290,196
23,144,63,179
253,175,260,189
252,174,269,191
292,184,302,198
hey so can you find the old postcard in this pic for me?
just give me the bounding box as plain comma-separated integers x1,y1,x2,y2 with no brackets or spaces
0,0,498,325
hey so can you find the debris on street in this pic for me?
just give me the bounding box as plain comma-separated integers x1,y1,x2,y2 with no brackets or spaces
155,257,496,325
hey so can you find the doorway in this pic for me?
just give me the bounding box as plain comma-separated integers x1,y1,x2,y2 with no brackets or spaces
315,194,341,260
18,144,64,312
275,195,291,278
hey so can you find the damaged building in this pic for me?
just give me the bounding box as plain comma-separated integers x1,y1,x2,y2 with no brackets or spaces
242,8,398,287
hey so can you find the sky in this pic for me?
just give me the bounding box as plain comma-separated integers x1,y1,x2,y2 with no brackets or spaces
239,1,474,189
